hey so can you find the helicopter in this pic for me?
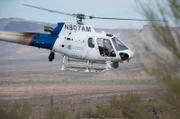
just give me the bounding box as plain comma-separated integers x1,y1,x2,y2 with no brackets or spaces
0,4,160,72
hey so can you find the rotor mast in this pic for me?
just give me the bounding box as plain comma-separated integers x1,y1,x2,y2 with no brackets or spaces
76,14,86,25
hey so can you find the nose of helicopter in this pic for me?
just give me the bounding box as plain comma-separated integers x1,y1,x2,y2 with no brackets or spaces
128,50,134,60
119,50,134,61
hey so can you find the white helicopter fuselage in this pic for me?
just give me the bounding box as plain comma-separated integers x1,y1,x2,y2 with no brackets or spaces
0,22,134,67
52,23,134,62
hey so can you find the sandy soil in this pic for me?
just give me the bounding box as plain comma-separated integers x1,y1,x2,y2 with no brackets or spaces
0,59,161,117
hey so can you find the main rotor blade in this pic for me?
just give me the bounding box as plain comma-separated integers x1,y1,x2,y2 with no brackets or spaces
22,4,167,22
88,16,166,22
23,4,76,17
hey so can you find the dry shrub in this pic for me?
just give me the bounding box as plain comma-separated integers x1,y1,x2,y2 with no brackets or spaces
80,93,152,119
44,96,69,119
139,0,180,118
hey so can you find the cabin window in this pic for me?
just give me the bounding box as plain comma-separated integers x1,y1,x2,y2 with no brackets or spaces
88,37,95,48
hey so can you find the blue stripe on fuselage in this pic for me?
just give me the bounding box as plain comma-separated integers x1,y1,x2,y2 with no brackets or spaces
30,23,64,50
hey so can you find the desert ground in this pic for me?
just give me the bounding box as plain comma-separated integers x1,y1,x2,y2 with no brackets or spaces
0,56,161,117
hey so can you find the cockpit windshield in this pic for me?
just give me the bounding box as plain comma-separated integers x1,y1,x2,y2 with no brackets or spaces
112,37,128,51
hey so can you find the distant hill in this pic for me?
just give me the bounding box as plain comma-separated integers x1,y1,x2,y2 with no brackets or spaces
0,17,56,32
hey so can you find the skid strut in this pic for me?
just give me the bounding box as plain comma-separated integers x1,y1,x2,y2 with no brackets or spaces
84,60,90,72
61,55,66,70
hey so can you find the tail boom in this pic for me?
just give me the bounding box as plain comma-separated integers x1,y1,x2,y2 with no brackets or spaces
0,23,64,50
0,31,58,50
0,31,37,45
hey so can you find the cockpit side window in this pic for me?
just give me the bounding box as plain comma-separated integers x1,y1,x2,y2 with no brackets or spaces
88,37,95,48
112,37,128,51
97,38,116,57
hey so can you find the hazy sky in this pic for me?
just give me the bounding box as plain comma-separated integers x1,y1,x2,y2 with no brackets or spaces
0,0,160,28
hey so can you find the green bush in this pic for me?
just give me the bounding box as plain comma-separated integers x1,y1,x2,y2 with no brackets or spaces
44,96,69,119
110,94,151,119
44,106,69,119
80,93,153,119
0,102,34,119
0,94,175,119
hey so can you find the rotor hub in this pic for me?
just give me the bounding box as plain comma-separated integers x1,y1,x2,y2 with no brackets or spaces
76,14,86,25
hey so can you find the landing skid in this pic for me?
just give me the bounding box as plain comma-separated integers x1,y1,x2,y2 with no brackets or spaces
60,56,110,72
99,61,114,72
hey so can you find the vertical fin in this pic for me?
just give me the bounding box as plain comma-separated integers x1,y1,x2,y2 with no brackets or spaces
52,23,64,37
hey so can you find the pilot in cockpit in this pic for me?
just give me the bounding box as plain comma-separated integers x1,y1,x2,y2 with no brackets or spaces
104,39,113,56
